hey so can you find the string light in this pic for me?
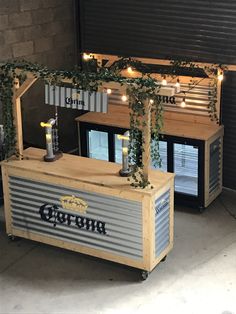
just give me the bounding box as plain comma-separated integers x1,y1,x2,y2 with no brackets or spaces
127,66,133,73
175,79,180,88
180,92,186,108
162,75,167,85
218,71,224,81
106,88,112,94
150,99,154,104
121,95,128,102
83,53,92,60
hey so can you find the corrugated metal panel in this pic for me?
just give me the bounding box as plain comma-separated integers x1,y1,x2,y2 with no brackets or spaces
222,72,236,190
80,0,236,64
9,176,143,260
45,84,108,113
109,83,214,117
209,137,221,195
155,189,170,257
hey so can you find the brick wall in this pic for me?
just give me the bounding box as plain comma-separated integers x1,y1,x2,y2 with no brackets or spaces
0,0,80,152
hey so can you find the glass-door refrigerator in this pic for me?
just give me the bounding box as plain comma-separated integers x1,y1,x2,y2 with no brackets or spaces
79,122,204,207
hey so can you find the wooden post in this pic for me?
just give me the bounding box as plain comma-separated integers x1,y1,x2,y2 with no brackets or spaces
142,99,151,182
216,69,222,122
12,77,38,160
12,78,24,160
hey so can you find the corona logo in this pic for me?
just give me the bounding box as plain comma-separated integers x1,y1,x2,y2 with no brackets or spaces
60,195,88,213
72,91,80,100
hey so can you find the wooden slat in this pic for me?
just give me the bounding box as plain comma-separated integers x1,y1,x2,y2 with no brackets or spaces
142,99,151,182
1,166,12,234
142,195,152,270
15,78,38,99
216,69,222,122
94,53,236,71
13,80,23,160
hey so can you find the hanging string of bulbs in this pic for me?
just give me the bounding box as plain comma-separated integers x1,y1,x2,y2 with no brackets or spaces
82,52,224,108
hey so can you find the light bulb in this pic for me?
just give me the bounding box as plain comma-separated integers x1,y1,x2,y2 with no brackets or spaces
175,79,180,88
127,66,133,73
218,71,224,81
181,95,186,108
106,88,112,94
122,147,128,155
162,76,167,85
121,95,128,102
46,134,52,143
117,134,129,141
83,53,92,60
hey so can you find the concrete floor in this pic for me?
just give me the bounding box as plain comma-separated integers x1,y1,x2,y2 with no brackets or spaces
0,189,235,314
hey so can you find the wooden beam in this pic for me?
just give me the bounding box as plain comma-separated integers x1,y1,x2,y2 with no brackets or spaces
13,87,23,160
216,69,222,122
15,77,38,99
142,99,151,183
94,53,236,71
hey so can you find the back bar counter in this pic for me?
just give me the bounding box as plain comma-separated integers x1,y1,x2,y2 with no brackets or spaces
76,104,224,209
2,147,174,278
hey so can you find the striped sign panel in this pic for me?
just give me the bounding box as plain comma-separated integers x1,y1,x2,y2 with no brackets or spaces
108,82,214,117
45,85,108,113
9,176,143,260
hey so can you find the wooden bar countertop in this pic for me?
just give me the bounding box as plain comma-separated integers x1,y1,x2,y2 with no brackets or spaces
76,104,224,141
2,148,174,200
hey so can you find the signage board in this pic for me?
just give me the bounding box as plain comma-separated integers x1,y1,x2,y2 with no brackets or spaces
45,84,108,113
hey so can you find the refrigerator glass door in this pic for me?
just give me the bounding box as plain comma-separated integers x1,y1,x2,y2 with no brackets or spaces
151,140,167,172
174,143,198,196
88,130,109,161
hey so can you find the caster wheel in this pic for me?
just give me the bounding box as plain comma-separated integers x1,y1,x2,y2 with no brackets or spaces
161,255,167,262
141,271,149,281
198,207,205,214
8,234,19,241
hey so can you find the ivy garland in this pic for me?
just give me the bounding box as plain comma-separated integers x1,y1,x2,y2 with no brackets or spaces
0,57,223,188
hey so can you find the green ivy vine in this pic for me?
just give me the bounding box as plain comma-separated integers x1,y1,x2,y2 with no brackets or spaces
0,57,224,188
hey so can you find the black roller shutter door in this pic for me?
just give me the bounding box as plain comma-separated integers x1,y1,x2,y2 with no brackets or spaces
79,0,236,190
80,0,236,64
222,73,236,190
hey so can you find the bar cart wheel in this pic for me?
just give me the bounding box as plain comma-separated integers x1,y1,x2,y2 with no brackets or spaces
161,255,167,262
8,234,19,241
198,206,205,214
141,270,149,281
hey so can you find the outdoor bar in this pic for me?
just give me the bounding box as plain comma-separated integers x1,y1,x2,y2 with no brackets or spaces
1,62,175,280
0,52,228,278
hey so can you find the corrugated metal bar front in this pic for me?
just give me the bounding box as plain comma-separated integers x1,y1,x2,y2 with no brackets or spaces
155,189,170,257
9,176,143,260
80,0,236,64
222,72,236,190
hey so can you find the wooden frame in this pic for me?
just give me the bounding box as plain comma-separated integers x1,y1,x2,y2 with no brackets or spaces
0,60,177,278
12,77,38,160
2,148,174,273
